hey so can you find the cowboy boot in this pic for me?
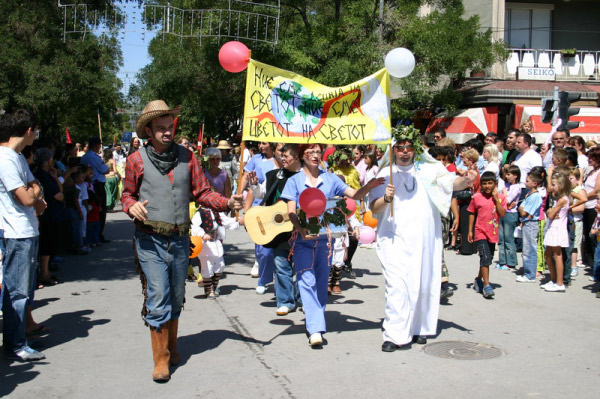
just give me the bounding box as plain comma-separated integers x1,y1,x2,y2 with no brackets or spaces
150,324,170,382
168,319,180,366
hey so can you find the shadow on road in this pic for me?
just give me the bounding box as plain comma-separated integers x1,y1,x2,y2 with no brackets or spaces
436,319,472,337
175,329,269,369
39,309,110,350
0,361,42,398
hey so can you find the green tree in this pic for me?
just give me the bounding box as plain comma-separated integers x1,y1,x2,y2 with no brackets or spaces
0,0,125,143
134,0,506,137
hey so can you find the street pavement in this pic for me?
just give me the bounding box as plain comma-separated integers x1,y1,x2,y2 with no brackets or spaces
1,210,599,398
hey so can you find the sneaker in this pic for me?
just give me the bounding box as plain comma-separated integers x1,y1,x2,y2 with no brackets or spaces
516,275,536,283
81,246,92,253
308,333,323,346
499,265,510,271
540,281,554,290
276,306,290,316
473,278,484,293
590,277,597,282
250,261,259,278
6,346,45,361
440,286,454,300
52,256,65,263
213,287,220,296
570,268,578,277
545,283,566,292
255,285,266,295
482,285,495,298
493,263,501,269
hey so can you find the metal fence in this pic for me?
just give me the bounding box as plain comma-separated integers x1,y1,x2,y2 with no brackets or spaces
501,48,600,81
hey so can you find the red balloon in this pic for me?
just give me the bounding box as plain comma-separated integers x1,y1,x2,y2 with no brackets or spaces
345,198,356,217
218,41,250,73
299,188,327,218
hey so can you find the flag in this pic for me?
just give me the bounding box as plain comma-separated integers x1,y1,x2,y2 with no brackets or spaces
197,124,204,148
242,59,392,145
66,125,72,144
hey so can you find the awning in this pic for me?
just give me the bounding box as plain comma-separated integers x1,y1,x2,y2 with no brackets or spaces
514,104,600,142
426,106,498,144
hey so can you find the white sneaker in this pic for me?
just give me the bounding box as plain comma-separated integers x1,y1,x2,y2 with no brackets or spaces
570,268,578,277
250,261,259,278
590,276,597,282
516,275,536,283
308,333,323,346
545,283,566,292
255,285,266,295
540,281,554,290
276,306,290,316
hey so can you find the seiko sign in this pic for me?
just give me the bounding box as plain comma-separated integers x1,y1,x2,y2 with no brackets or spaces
517,67,556,81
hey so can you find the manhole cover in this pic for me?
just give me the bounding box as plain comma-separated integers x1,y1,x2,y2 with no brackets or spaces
423,341,505,360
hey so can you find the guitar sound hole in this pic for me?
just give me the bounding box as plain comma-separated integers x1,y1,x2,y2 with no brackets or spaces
274,214,284,224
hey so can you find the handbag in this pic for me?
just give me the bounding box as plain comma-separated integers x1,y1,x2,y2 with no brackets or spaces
453,188,473,202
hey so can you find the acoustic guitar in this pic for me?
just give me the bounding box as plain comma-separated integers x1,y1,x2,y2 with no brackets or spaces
245,199,348,245
244,201,293,245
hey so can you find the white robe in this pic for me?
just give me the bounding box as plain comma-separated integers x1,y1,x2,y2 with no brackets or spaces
191,211,240,277
371,157,455,345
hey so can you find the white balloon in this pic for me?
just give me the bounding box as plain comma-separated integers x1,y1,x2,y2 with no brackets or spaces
385,48,416,78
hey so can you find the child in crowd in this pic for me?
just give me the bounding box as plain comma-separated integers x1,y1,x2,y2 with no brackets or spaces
530,166,548,278
589,202,600,283
63,173,89,254
517,171,544,283
191,206,239,297
468,171,507,299
75,166,89,247
330,213,360,294
542,172,571,292
498,165,521,270
569,169,587,276
86,192,102,247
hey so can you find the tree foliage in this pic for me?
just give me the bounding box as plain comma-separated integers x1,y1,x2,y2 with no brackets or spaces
0,0,124,143
133,0,507,138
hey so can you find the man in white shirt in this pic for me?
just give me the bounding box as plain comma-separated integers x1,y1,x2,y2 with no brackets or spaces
0,109,47,361
513,133,542,187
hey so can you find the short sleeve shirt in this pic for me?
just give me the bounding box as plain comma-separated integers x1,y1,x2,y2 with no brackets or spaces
281,169,349,204
520,191,543,222
514,149,542,186
0,147,39,238
467,192,506,243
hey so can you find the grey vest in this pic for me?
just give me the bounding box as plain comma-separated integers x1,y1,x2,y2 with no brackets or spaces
138,145,191,226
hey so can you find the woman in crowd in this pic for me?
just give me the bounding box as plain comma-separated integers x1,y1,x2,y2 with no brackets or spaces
352,145,368,185
103,149,120,211
281,143,383,347
582,147,600,267
204,147,232,198
34,148,64,286
128,137,141,156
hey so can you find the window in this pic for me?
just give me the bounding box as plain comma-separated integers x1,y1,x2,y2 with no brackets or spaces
504,3,553,49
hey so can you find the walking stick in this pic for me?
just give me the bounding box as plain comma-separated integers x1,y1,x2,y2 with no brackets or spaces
236,141,247,221
97,109,103,142
389,143,394,216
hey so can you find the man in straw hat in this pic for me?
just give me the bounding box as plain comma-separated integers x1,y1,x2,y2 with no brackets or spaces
122,100,243,382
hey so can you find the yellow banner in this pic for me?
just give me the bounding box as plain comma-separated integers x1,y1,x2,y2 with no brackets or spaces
242,60,392,144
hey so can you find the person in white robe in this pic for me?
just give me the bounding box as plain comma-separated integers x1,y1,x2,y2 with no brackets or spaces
370,126,476,352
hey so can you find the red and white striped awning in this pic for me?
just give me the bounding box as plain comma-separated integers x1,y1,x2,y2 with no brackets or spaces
514,104,600,142
426,106,498,144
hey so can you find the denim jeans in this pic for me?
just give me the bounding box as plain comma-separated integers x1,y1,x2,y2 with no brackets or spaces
293,236,332,335
2,236,39,353
521,221,538,280
256,244,274,287
593,238,600,280
86,221,100,245
67,208,83,248
273,246,301,309
498,212,519,267
134,229,189,328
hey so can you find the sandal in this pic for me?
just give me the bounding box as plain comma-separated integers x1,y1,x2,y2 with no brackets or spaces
27,324,50,338
38,278,58,287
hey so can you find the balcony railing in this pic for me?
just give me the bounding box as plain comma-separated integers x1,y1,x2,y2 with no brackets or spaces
501,48,600,81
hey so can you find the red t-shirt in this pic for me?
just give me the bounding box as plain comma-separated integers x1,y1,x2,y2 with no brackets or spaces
467,192,507,243
446,163,457,173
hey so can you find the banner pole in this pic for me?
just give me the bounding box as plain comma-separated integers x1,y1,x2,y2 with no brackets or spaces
235,140,247,221
389,143,394,216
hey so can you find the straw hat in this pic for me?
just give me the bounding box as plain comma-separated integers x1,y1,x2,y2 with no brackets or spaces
216,140,232,150
136,100,182,139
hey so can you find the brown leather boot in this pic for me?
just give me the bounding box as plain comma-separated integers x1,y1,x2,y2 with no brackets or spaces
168,319,180,366
150,324,170,382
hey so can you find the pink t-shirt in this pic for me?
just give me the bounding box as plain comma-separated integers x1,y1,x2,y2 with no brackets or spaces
467,192,507,243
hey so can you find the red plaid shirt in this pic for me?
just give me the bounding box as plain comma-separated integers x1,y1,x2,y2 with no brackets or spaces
121,148,229,219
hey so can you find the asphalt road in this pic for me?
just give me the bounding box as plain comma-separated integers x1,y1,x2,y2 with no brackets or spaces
1,210,598,398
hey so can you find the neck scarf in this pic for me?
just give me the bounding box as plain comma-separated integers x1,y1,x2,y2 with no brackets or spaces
145,142,179,175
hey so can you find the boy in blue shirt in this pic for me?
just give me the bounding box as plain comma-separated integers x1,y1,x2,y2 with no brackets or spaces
517,172,544,283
